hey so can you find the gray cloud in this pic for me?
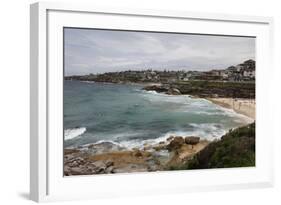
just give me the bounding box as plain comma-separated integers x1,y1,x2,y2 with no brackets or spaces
64,28,255,75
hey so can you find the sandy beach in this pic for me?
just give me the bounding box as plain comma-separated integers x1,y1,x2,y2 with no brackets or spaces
207,98,255,120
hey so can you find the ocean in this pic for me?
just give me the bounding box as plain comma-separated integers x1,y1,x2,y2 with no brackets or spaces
64,80,252,149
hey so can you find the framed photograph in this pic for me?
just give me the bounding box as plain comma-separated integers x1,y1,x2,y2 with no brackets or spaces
30,2,274,202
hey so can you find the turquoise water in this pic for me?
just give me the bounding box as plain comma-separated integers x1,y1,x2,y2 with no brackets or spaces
64,80,251,148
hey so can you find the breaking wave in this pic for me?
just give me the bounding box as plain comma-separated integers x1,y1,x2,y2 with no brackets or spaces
64,127,86,140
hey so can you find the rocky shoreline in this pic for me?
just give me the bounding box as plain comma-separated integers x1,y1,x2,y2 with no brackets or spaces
142,84,255,120
142,81,255,99
64,82,255,176
64,136,209,176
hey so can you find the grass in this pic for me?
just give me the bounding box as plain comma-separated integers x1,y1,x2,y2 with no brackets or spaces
168,123,255,170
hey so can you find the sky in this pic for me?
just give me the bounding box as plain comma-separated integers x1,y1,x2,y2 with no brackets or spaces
64,28,255,76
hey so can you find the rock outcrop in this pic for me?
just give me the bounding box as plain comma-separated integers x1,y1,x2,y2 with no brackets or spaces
142,81,255,98
166,88,181,95
166,136,185,151
64,135,209,175
185,136,200,145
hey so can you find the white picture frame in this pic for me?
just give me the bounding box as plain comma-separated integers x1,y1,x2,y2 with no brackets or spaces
30,1,274,202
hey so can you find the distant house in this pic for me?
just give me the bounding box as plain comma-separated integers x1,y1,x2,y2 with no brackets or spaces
243,69,255,78
227,66,236,72
243,59,255,69
220,70,229,79
235,64,244,72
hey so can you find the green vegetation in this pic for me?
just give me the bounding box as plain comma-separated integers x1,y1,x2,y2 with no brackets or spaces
171,80,255,98
168,123,255,170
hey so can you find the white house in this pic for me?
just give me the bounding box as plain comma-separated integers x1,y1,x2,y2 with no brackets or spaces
243,69,255,78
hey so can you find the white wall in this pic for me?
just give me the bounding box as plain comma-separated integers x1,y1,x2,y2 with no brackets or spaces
0,0,280,204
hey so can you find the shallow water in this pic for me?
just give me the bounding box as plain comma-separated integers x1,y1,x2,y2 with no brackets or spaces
64,80,252,148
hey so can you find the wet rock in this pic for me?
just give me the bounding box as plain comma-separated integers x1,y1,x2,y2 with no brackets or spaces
153,144,166,151
167,136,175,141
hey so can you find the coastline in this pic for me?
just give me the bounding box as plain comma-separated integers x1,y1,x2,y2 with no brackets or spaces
63,81,255,175
206,97,255,120
74,79,162,87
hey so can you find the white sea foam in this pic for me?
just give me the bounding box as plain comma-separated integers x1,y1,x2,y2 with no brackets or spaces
213,105,254,124
64,127,86,140
145,90,159,95
67,122,232,151
113,123,228,149
80,81,95,84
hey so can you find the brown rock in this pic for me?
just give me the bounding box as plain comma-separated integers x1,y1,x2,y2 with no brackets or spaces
167,136,185,151
133,150,143,158
167,136,175,141
166,88,181,95
185,136,200,145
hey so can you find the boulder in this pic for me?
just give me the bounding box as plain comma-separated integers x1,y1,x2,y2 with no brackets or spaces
167,136,185,151
185,136,200,145
166,88,181,95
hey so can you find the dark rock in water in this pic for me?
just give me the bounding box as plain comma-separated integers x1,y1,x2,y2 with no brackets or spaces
142,85,168,93
166,88,181,95
167,136,185,151
185,136,200,145
167,136,175,141
143,85,181,95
